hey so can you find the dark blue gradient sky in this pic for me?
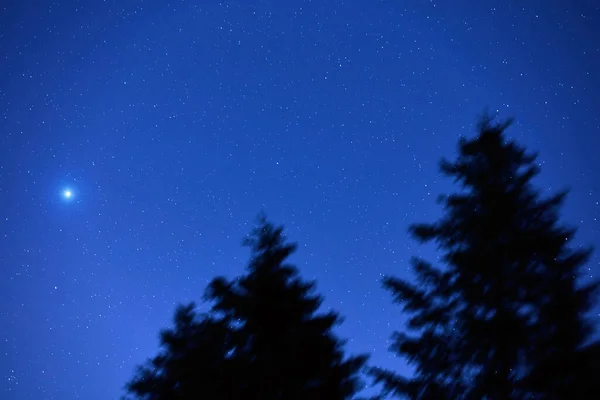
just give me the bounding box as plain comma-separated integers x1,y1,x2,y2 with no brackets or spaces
2,1,599,399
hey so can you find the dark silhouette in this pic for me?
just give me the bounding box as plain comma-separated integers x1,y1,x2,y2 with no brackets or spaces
369,114,599,399
206,213,368,399
124,305,243,399
523,339,600,399
124,213,367,399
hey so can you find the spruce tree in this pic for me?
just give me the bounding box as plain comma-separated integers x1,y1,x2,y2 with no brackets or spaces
370,115,599,399
206,213,368,399
124,214,368,400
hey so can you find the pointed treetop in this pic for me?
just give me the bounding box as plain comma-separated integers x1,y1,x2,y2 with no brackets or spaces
242,212,297,268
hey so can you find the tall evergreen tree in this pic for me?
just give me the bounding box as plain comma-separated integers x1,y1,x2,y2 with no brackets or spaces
124,214,368,399
206,213,368,399
370,115,599,399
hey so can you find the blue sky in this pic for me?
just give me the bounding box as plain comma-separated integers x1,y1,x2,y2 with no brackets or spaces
1,1,599,398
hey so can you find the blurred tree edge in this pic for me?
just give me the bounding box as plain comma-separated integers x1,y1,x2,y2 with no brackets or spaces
367,113,600,400
123,212,368,400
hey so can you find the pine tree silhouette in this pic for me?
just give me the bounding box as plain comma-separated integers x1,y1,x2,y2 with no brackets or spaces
124,213,368,399
369,114,599,399
206,213,368,399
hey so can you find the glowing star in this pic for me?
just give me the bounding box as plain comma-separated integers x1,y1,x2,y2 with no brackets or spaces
62,189,73,199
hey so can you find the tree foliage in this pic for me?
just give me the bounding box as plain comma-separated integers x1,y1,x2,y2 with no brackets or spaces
124,305,242,399
205,213,368,399
370,114,599,399
124,213,367,400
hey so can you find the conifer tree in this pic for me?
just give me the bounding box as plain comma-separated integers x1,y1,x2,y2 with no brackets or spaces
370,115,599,399
124,214,368,400
206,213,368,399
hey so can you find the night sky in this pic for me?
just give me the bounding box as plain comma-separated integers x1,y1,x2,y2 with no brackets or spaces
2,1,600,399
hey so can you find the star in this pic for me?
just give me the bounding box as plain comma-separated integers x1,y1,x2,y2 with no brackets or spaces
62,188,74,200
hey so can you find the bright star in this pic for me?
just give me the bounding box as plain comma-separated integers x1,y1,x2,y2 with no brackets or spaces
62,189,73,199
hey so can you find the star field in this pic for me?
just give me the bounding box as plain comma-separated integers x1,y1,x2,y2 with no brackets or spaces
1,1,600,399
